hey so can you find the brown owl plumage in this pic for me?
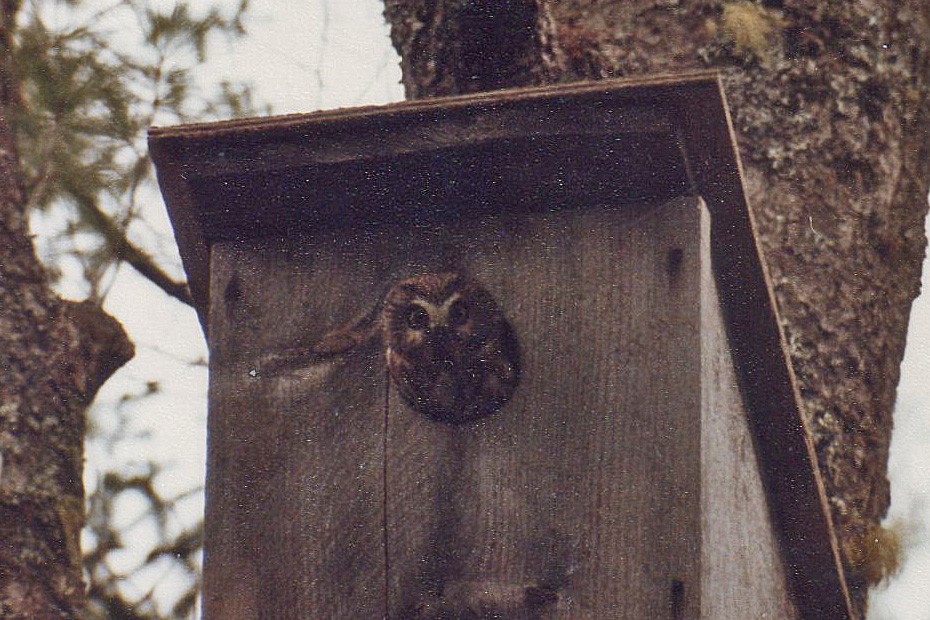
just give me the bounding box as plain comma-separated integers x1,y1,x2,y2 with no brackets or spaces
285,272,519,424
380,273,520,424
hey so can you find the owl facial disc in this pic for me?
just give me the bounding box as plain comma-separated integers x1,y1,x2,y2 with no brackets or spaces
382,272,520,424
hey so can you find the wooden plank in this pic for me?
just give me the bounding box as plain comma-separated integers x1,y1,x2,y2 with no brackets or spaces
148,70,717,141
698,199,800,618
204,231,393,619
184,131,689,244
384,197,703,618
158,105,675,178
679,79,854,619
151,71,855,618
148,147,210,330
148,73,708,320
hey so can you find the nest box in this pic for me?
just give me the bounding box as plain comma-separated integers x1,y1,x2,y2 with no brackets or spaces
150,71,854,619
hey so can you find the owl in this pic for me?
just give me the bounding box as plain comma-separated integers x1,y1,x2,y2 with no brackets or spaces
310,272,521,424
380,273,521,424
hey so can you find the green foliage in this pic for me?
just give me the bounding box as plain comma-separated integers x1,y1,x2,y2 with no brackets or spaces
13,0,264,300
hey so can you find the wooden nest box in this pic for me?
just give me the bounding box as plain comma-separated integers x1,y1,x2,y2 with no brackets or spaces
150,71,855,619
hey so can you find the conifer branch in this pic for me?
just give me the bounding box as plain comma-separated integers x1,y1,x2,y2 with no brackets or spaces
74,193,194,307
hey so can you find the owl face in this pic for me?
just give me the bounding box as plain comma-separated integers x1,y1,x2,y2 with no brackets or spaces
382,273,520,424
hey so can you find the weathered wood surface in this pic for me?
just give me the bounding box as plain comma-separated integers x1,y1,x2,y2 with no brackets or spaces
152,73,853,618
386,199,702,618
202,196,808,618
150,72,715,318
679,94,853,618
205,233,394,618
698,201,799,619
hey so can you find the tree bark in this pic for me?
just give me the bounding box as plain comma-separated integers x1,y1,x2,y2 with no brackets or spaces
0,2,133,616
383,0,930,613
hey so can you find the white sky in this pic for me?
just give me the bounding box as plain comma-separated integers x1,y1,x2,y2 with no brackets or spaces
55,0,930,617
871,215,930,618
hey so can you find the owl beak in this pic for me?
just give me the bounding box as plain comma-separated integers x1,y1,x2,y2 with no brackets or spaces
431,327,456,365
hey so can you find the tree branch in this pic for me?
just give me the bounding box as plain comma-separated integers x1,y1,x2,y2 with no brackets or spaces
74,194,194,307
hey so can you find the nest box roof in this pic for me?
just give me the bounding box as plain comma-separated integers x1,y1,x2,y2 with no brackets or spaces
149,70,854,618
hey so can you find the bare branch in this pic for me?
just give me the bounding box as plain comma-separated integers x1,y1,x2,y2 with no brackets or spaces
74,194,194,307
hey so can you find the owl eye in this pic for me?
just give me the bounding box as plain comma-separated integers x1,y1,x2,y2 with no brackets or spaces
447,299,469,327
406,305,430,330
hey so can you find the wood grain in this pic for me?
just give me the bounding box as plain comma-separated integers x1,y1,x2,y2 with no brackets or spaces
149,72,708,319
205,230,396,619
202,194,831,618
384,198,703,618
154,72,854,618
698,200,800,618
679,86,854,619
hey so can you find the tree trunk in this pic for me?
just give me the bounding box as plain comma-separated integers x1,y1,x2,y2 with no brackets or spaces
383,0,930,613
0,2,133,616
